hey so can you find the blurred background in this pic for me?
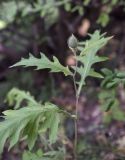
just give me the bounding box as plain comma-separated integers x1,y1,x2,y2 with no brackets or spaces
0,0,125,160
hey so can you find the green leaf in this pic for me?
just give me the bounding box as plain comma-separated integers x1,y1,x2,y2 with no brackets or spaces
72,66,103,79
11,53,72,76
83,0,91,6
97,12,110,27
22,148,65,160
26,117,40,150
9,119,29,150
22,150,43,160
88,69,104,78
116,71,125,78
99,70,125,123
6,88,38,109
43,148,65,160
92,56,109,63
101,69,125,89
101,68,113,75
0,102,62,153
80,30,111,56
106,81,118,88
0,1,17,23
75,30,111,95
113,105,125,121
49,113,60,144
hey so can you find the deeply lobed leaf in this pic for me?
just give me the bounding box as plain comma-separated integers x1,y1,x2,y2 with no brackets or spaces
0,102,61,153
11,53,72,76
75,30,111,95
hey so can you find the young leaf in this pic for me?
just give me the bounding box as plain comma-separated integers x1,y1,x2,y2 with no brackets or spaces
80,30,112,56
6,88,38,109
75,30,111,95
11,53,72,76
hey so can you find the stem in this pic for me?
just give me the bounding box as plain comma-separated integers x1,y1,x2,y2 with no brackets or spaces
77,51,92,96
74,95,79,160
72,48,79,160
72,48,78,95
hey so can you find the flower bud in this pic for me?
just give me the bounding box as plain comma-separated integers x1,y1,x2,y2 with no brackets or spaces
68,34,78,49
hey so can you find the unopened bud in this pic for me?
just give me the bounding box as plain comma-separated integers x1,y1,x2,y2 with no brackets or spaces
68,34,78,49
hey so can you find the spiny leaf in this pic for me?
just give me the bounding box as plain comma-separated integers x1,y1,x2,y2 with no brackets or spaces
0,88,72,153
11,53,72,76
75,30,111,95
0,103,62,153
80,30,112,56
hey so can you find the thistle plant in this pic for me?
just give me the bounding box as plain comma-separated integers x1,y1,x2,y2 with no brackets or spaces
0,30,111,160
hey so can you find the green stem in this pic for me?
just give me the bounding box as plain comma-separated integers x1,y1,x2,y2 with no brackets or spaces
77,52,92,96
72,48,79,160
74,94,79,160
